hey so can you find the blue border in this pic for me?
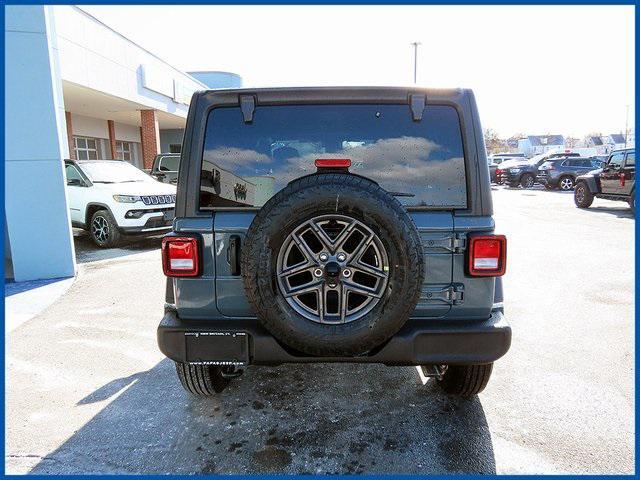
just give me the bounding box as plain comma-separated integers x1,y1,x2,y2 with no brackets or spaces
1,1,636,478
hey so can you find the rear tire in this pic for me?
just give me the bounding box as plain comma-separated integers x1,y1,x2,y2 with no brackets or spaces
89,209,122,248
437,364,493,396
520,174,535,189
574,182,594,208
175,362,230,396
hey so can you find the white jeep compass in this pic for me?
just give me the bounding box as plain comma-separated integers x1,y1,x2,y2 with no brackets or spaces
65,160,177,248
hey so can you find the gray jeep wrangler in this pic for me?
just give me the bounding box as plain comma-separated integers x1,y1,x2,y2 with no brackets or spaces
158,87,511,397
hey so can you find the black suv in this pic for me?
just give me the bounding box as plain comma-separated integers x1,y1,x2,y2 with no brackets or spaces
574,148,635,213
157,87,510,398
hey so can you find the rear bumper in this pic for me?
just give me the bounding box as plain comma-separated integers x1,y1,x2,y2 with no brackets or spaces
157,309,511,366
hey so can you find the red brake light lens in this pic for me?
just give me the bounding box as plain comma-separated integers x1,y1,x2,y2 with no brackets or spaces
162,237,200,277
315,158,351,168
468,235,507,277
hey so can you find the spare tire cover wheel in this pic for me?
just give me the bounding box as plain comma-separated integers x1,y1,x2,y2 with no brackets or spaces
241,174,424,356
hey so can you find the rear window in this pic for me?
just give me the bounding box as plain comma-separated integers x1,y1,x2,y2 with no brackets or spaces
199,104,467,209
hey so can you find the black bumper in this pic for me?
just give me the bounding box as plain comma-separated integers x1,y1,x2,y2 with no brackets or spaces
157,310,511,366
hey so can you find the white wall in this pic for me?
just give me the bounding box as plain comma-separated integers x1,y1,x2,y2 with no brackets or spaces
71,113,108,139
5,5,76,281
53,6,206,118
114,122,141,143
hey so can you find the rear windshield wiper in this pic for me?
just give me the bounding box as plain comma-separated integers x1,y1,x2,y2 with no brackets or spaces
92,181,115,184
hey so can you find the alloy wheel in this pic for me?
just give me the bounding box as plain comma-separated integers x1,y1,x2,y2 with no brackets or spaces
276,214,389,324
560,178,574,190
91,216,110,243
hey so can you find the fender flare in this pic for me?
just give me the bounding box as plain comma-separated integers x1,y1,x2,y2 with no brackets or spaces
85,202,115,226
576,176,598,194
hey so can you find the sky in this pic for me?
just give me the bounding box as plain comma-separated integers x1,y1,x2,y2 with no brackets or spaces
80,5,635,138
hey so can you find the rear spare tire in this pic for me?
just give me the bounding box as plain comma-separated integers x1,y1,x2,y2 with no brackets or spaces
241,173,424,356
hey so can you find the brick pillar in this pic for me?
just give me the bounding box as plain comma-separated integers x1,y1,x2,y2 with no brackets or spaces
65,111,75,160
140,109,160,169
107,120,117,159
139,127,145,164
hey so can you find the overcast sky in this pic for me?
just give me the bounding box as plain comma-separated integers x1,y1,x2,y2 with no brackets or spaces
80,5,634,138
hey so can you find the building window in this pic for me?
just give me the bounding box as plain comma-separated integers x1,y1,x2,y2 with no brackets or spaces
115,141,132,161
74,137,99,160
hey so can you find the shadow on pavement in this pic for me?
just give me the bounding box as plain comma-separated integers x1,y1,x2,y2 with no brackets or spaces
30,360,495,474
4,277,71,297
73,230,163,264
585,206,634,219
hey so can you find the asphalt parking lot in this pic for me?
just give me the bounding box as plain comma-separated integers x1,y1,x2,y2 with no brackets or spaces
6,186,634,474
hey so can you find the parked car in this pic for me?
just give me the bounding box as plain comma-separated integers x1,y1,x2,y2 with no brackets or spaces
574,148,635,213
537,157,603,191
150,153,180,184
65,160,177,247
488,153,524,183
498,152,582,188
157,87,511,398
488,152,525,163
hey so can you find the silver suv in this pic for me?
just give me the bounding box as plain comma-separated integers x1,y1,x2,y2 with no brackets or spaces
537,157,603,190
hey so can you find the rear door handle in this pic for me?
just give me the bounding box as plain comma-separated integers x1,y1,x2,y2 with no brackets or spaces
228,235,241,276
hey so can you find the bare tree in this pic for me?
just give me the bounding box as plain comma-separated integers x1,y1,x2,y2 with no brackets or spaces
483,128,507,154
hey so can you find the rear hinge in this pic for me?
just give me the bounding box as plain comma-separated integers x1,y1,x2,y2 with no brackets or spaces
422,234,466,253
409,93,426,121
452,234,466,253
239,95,256,123
421,284,464,305
447,284,465,304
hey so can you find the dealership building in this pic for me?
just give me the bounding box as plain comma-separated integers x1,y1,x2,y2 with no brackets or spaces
5,5,241,281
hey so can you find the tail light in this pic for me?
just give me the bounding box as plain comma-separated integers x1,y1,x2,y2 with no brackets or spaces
162,236,200,277
468,235,507,277
496,168,502,175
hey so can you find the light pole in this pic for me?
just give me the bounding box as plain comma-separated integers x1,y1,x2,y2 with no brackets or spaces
624,104,629,148
411,42,421,84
